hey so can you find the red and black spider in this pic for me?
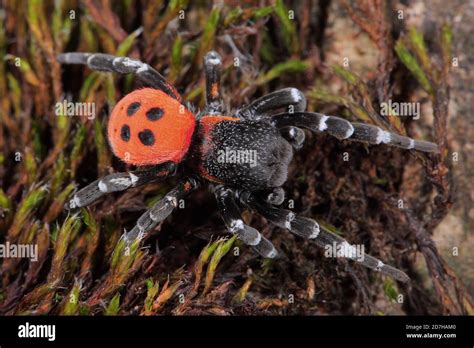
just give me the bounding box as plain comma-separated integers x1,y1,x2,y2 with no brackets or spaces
58,51,439,283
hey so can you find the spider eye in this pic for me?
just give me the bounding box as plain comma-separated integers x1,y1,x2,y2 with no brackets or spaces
146,107,164,121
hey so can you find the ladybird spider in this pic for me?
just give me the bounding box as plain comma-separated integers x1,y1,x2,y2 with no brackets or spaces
58,50,439,283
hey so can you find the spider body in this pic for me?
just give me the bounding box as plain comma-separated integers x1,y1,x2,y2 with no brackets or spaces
108,88,196,165
58,50,440,284
109,87,293,190
191,117,293,190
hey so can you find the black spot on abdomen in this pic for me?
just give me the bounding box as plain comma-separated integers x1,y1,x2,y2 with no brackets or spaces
120,124,130,142
138,129,155,146
146,107,164,121
127,102,141,116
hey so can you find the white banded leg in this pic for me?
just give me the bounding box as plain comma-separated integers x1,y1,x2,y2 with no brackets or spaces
204,51,224,114
69,162,175,208
241,192,319,240
57,52,181,100
124,177,200,241
236,88,307,119
279,126,306,150
241,193,410,282
271,112,439,153
213,186,277,258
258,187,286,206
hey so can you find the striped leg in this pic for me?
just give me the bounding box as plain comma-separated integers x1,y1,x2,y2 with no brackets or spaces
213,186,277,258
236,88,307,119
279,126,306,150
124,177,200,241
270,112,439,153
57,52,181,100
204,51,224,115
236,88,307,149
69,162,175,209
258,187,286,206
241,192,410,282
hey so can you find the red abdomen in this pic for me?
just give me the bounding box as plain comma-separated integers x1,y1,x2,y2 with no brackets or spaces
107,88,196,165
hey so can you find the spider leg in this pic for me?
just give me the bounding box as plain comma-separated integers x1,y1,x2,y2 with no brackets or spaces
279,126,306,150
204,51,224,114
69,162,176,209
271,112,439,153
258,187,286,206
213,185,277,258
57,52,181,101
240,192,410,282
124,177,200,241
236,88,307,119
234,88,307,148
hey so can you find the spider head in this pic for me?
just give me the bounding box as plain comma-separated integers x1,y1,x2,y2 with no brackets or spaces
107,88,196,166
